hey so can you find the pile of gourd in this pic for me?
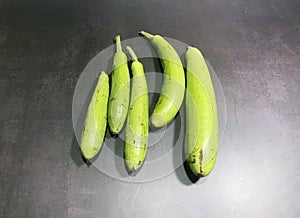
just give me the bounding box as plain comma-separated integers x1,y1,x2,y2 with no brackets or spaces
80,31,218,177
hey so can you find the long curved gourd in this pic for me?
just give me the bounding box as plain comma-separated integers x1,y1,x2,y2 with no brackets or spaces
139,31,185,128
124,46,149,173
185,46,219,177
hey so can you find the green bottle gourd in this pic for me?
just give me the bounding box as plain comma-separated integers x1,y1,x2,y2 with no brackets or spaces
80,72,109,159
124,46,149,173
185,46,219,177
108,35,130,134
139,31,185,128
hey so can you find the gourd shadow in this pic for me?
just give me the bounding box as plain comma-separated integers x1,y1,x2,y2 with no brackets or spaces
71,132,103,168
141,57,161,110
107,130,129,177
70,134,85,167
145,57,164,132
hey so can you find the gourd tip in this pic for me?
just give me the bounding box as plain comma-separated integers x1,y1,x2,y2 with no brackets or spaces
115,35,121,43
126,46,138,61
115,35,122,52
139,30,153,39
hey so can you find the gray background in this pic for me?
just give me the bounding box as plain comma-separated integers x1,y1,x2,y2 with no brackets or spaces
0,0,299,217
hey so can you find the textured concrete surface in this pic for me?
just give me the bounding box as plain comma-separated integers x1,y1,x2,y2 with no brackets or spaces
0,0,300,217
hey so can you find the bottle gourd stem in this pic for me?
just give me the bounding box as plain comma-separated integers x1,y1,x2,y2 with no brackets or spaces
126,46,138,62
115,35,122,52
139,31,153,39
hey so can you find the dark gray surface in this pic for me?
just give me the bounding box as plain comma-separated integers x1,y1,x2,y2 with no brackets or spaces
1,0,300,217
